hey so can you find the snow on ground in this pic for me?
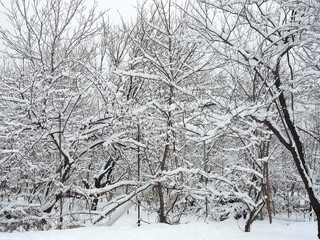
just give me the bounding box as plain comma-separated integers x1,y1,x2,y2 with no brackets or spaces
0,211,317,240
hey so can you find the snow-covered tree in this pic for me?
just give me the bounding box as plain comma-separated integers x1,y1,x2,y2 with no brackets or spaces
189,0,320,237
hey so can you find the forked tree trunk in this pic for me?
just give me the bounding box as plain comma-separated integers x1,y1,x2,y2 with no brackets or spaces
244,206,263,232
244,218,252,232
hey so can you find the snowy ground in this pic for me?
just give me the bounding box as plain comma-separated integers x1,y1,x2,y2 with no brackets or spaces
0,211,317,240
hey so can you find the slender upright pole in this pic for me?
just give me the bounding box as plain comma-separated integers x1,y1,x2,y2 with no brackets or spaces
137,123,141,227
265,162,272,224
59,113,63,229
264,141,272,224
203,140,208,219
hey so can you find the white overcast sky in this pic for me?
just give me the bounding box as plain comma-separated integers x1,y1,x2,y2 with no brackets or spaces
0,0,140,26
0,0,141,50
95,0,139,24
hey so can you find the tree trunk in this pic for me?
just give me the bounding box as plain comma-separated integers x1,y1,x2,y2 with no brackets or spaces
91,197,99,211
137,123,141,226
267,69,320,238
244,203,265,232
157,182,166,223
318,218,320,239
245,211,254,232
157,128,170,223
264,162,272,224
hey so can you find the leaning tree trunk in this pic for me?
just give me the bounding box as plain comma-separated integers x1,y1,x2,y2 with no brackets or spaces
263,68,320,238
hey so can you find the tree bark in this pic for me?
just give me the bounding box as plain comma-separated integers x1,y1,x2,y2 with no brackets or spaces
157,182,166,223
264,162,272,224
268,68,320,238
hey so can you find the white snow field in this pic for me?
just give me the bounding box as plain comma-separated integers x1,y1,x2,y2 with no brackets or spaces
0,213,317,240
